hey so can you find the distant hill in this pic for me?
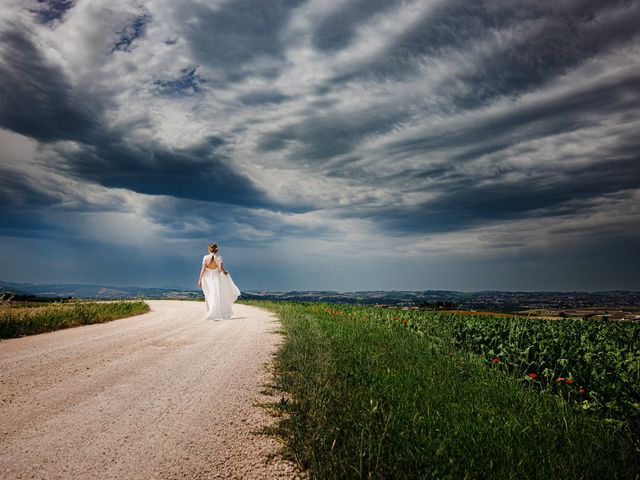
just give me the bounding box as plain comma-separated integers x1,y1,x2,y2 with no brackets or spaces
1,280,639,312
0,280,201,300
240,289,640,311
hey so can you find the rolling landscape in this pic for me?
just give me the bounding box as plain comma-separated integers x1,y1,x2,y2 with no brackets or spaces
2,0,640,478
2,279,639,320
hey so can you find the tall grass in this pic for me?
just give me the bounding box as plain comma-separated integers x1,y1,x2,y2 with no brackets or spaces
0,297,150,339
252,301,640,479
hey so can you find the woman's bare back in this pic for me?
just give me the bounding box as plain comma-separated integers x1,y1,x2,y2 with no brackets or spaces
206,254,219,270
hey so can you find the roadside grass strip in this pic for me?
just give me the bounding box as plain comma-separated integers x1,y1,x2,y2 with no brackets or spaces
0,299,150,339
253,301,640,479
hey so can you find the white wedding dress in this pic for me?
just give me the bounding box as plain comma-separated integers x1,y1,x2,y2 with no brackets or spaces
201,253,241,320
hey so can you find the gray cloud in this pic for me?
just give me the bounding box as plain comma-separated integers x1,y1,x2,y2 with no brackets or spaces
0,26,98,142
0,16,277,209
58,136,276,208
258,108,410,161
0,166,60,238
1,0,639,290
31,0,75,24
154,67,205,95
311,0,398,52
141,195,331,246
176,0,307,82
375,158,640,235
0,166,59,209
112,9,151,52
238,89,291,106
330,0,640,106
387,70,640,164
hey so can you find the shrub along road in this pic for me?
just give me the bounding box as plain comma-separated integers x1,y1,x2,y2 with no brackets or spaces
0,300,302,480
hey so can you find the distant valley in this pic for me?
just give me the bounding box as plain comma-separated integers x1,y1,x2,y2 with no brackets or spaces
2,280,639,317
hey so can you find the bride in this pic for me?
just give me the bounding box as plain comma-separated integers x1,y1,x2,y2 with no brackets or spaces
197,242,241,320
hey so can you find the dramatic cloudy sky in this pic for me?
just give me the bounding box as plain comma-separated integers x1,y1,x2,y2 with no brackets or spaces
1,0,639,291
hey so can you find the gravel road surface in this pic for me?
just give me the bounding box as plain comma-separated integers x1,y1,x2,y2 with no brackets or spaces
0,300,303,479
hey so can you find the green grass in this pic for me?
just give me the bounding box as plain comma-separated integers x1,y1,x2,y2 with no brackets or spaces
0,299,150,339
249,300,640,479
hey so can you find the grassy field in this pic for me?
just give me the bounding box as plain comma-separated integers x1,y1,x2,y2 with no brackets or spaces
0,297,150,339
249,300,640,479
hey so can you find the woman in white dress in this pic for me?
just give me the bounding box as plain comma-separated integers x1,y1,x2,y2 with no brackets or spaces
197,242,241,320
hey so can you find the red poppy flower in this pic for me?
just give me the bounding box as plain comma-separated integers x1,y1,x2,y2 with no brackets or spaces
564,379,573,385
579,388,586,395
492,357,500,364
393,316,400,321
527,373,537,379
556,377,566,382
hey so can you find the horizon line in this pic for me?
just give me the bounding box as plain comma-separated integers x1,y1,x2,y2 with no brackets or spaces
1,279,639,295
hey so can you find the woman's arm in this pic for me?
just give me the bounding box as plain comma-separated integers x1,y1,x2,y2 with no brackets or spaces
198,263,206,288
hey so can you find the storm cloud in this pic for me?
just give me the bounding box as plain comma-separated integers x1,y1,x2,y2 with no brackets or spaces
1,0,639,291
0,26,98,142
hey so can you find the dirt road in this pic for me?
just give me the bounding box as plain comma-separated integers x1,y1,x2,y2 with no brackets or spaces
0,300,302,479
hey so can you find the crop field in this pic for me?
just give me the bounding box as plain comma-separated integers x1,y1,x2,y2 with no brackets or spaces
446,309,639,431
0,297,150,339
251,300,640,479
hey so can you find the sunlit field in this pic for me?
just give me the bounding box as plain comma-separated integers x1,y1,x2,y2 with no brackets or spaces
249,300,640,479
0,296,150,339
